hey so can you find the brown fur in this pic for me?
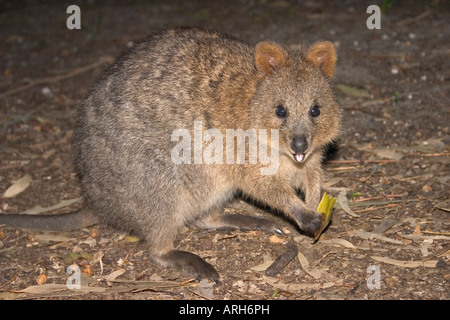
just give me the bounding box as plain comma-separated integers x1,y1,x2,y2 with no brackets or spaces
0,27,342,282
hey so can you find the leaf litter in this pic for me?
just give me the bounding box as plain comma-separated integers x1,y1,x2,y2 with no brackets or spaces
2,157,448,300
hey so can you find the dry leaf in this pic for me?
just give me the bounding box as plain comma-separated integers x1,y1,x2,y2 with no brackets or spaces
19,283,68,294
233,280,247,294
20,197,82,215
371,256,438,268
105,268,126,285
19,283,106,294
90,228,100,238
263,275,343,292
420,242,430,257
250,259,275,272
337,84,371,98
34,234,75,242
414,139,445,153
319,238,355,249
337,190,360,218
269,235,285,244
354,229,403,245
413,225,422,236
36,274,47,285
0,292,17,300
372,218,399,234
374,148,404,160
297,251,328,280
198,279,215,299
82,264,93,276
2,174,32,198
79,237,97,247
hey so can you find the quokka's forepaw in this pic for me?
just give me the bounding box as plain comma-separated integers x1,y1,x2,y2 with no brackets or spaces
298,210,323,237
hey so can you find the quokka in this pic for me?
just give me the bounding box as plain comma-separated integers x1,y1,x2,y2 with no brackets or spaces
0,27,342,283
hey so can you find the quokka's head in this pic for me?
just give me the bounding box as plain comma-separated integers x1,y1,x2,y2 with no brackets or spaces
250,40,342,164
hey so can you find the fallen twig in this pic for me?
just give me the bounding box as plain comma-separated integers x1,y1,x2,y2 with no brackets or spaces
396,10,433,27
351,194,404,202
344,48,411,62
353,203,399,214
327,159,401,165
412,152,450,157
422,231,450,236
347,199,406,208
0,56,114,98
398,233,450,242
0,274,17,290
327,166,359,171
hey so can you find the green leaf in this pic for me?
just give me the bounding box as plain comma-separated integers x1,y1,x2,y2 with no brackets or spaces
63,252,81,265
314,192,336,241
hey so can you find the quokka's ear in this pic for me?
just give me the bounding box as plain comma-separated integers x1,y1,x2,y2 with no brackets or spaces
306,41,337,78
255,41,288,77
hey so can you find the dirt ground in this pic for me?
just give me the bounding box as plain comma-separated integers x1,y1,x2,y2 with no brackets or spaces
0,0,448,301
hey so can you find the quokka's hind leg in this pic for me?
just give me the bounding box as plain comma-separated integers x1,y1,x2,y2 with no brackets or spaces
193,212,283,234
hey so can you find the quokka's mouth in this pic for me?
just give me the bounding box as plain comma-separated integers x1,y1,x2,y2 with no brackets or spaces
293,153,306,163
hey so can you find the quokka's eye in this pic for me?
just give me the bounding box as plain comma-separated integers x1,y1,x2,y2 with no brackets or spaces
275,105,287,118
310,105,321,118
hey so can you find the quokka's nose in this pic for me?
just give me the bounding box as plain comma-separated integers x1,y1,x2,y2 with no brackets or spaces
291,136,308,154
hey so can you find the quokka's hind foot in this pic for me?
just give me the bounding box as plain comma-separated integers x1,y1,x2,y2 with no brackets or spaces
153,249,220,284
193,213,283,235
151,213,282,284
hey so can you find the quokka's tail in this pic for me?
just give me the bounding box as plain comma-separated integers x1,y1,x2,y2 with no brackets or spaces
0,209,98,231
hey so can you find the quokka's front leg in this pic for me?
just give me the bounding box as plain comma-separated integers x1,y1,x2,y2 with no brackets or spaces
302,166,324,212
241,176,322,237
